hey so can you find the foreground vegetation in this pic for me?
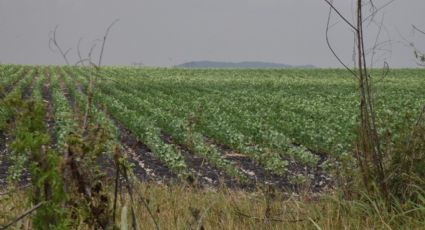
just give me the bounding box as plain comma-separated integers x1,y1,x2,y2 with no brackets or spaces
0,64,424,229
2,182,425,229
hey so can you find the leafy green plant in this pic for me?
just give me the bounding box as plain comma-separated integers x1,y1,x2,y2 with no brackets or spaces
71,70,190,178
2,68,70,228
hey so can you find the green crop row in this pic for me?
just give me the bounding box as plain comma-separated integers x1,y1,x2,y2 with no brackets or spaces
93,75,248,180
97,68,320,171
50,71,79,150
98,67,425,159
0,68,35,130
68,69,190,178
2,68,36,183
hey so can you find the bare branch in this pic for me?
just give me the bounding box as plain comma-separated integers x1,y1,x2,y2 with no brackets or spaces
98,19,120,67
368,0,377,10
364,0,378,24
374,61,390,84
48,25,71,65
75,38,99,66
325,2,358,77
322,0,357,31
1,202,44,229
48,38,56,53
88,43,98,61
363,0,397,23
64,48,72,57
74,58,91,66
370,14,385,67
399,26,425,66
322,0,390,199
412,25,425,36
366,40,392,55
77,37,84,65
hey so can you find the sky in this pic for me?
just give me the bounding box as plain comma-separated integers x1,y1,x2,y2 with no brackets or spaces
0,0,424,68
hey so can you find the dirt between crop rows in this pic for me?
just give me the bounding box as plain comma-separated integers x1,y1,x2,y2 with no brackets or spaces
208,138,333,193
112,118,177,183
159,132,240,188
0,69,37,188
210,140,298,191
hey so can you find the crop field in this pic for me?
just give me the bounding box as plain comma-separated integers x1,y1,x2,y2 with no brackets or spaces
0,65,424,193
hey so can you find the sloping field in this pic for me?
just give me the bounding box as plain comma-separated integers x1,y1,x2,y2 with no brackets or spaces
1,65,425,229
1,65,424,192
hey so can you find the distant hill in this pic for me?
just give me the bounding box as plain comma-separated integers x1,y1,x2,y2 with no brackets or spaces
175,61,315,69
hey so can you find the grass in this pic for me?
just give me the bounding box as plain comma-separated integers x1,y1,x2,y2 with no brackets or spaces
2,181,425,229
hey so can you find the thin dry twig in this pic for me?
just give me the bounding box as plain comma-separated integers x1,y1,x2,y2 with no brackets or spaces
412,25,425,36
76,37,84,65
373,61,390,84
363,0,397,23
98,19,120,66
325,0,358,77
74,58,91,66
75,39,100,66
323,0,357,31
88,43,98,62
48,25,71,65
0,202,44,230
370,14,386,67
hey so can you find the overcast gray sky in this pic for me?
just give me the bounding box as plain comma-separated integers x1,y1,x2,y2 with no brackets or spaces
0,0,424,67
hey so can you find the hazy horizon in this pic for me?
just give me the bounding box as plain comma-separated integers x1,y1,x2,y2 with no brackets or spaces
1,0,424,68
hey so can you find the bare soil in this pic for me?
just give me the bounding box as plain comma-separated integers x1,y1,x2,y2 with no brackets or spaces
113,118,177,183
159,132,239,188
211,138,332,192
